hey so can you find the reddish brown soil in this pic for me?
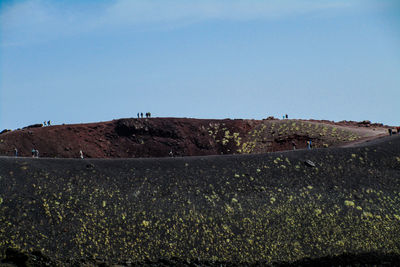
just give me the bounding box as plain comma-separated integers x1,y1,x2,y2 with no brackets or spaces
0,117,394,158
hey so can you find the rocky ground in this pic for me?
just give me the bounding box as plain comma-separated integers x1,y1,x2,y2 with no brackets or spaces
0,131,399,266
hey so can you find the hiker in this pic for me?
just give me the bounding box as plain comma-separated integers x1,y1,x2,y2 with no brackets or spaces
79,150,84,159
148,112,151,118
137,113,140,118
35,149,39,158
47,120,51,126
145,112,149,118
307,140,312,150
388,128,393,136
140,113,143,118
32,149,36,158
14,148,18,157
285,114,288,119
43,121,47,126
292,141,296,150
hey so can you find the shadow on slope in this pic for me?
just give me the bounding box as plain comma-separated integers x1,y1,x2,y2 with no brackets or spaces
1,248,399,266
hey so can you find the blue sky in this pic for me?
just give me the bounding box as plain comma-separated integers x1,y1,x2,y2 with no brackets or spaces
1,0,399,129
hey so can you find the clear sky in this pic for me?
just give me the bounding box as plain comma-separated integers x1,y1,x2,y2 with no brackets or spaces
1,0,399,130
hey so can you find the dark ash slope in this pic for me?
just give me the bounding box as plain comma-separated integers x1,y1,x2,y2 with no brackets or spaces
0,136,399,265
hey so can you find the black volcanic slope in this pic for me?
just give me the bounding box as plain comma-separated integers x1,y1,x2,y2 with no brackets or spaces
0,135,399,265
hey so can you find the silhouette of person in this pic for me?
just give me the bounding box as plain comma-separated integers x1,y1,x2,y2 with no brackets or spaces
388,128,393,136
140,113,143,118
47,120,51,126
285,114,288,119
137,113,140,118
43,121,47,126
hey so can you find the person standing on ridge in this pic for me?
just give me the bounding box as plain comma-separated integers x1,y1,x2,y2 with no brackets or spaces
388,128,393,136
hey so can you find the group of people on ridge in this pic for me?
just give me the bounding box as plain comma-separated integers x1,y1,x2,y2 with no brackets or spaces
137,112,151,119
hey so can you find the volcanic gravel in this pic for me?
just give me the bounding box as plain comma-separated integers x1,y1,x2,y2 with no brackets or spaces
0,136,399,266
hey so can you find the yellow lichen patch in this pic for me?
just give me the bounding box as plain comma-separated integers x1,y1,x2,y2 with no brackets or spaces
315,209,322,216
142,220,150,227
362,211,373,218
225,204,234,213
366,188,373,194
344,200,355,207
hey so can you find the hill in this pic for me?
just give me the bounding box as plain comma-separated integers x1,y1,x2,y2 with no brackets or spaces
0,133,399,265
0,117,390,158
